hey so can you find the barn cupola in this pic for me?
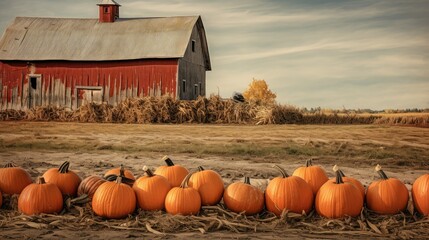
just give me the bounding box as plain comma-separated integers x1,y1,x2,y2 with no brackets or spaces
97,0,121,23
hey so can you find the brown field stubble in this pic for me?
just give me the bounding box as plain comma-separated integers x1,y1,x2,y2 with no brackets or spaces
0,122,429,239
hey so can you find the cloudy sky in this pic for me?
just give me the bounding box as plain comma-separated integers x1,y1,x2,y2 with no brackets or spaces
1,0,428,110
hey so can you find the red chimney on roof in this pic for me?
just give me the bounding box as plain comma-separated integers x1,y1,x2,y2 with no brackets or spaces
97,0,121,23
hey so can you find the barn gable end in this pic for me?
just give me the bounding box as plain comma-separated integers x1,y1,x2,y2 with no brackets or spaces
178,17,211,100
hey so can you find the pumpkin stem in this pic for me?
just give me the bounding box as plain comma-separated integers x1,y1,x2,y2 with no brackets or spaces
116,176,123,184
197,166,205,172
162,156,175,166
375,164,389,180
37,176,46,184
335,170,344,184
333,165,345,181
104,165,134,185
143,166,154,177
306,159,313,167
244,176,251,185
119,164,125,177
273,165,289,178
59,161,70,173
180,172,194,188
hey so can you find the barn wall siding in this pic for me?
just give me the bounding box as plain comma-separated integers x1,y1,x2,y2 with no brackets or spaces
178,60,206,100
0,59,178,110
178,24,207,100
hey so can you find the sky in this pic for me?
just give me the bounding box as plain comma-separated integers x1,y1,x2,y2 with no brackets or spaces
0,0,428,110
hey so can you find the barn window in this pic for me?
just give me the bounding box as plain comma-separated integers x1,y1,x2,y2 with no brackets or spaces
194,84,198,96
182,79,186,93
104,7,109,13
199,82,202,95
192,40,196,52
30,77,37,90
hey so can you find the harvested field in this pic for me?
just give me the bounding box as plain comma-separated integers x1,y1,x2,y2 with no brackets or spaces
0,122,429,239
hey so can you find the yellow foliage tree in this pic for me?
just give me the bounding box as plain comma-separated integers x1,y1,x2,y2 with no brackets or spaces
243,79,277,105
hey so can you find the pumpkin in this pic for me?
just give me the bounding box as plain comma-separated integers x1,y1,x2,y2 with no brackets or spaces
92,176,136,219
188,166,224,205
0,163,33,195
104,165,135,180
133,166,171,211
328,166,365,199
154,156,189,187
0,190,2,207
316,165,364,218
43,161,82,197
292,159,329,195
18,177,63,215
265,165,314,216
165,172,201,215
104,164,135,186
223,177,264,215
366,164,409,215
412,174,429,216
77,175,107,199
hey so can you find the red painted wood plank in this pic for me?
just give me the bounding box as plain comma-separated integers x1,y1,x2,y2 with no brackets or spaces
0,59,178,106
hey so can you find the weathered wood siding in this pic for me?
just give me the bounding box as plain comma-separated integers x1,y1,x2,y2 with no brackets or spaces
0,59,178,110
178,24,207,100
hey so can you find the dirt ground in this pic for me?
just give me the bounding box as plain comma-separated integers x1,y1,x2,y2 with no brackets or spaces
0,122,428,239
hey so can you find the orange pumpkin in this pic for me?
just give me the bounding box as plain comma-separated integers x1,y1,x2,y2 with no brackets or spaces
104,164,135,186
43,161,82,197
18,177,63,215
92,176,136,219
77,175,107,199
412,174,429,216
0,190,2,207
154,156,189,187
133,166,171,211
223,177,264,215
265,165,314,216
188,166,224,206
316,165,364,218
293,159,329,195
165,172,201,215
328,166,365,199
0,163,33,195
366,164,408,215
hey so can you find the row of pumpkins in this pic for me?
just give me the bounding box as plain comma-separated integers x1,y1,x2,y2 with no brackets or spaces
0,157,428,220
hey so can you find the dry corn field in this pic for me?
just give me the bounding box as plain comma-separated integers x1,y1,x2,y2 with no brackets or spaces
1,96,428,127
0,122,428,239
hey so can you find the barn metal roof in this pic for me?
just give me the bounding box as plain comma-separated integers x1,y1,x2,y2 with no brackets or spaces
97,0,121,5
0,16,211,70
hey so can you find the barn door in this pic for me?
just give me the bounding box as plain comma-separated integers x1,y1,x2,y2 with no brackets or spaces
75,86,103,109
28,74,42,108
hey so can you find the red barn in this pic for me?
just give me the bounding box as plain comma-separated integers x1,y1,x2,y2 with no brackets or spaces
0,0,211,110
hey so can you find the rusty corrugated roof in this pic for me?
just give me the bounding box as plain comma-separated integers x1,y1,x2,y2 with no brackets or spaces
0,16,211,70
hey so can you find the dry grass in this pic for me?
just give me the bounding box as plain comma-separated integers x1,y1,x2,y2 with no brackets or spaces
1,195,428,239
1,122,429,170
0,96,427,127
373,115,429,127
